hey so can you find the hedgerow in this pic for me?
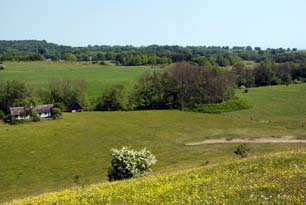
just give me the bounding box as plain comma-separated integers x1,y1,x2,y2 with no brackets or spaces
191,97,252,113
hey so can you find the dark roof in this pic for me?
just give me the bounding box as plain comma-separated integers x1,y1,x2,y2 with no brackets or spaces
68,102,82,110
33,104,54,113
9,104,53,116
9,107,25,116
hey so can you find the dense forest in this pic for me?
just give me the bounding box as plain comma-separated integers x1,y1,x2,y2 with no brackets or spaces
0,40,305,66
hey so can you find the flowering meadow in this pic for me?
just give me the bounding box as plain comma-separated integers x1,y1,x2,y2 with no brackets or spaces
7,151,305,205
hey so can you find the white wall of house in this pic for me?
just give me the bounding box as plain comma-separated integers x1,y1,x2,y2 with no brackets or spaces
13,112,51,120
15,115,30,120
38,112,52,118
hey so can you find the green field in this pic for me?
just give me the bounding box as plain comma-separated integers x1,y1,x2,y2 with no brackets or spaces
0,62,163,97
1,82,306,202
7,152,305,204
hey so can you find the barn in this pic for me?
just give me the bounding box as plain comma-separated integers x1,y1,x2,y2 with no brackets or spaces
67,102,82,112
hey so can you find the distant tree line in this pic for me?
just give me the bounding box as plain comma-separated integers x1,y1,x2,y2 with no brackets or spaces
115,53,172,66
0,40,305,67
233,61,306,87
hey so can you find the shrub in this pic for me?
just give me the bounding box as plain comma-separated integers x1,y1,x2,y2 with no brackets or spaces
96,85,129,111
192,97,252,113
63,53,77,62
108,147,157,181
54,102,66,112
8,117,25,125
234,144,250,158
3,114,12,123
52,108,62,119
99,61,107,65
30,110,40,122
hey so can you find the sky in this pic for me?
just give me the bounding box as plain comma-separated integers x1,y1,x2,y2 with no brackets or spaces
1,0,305,48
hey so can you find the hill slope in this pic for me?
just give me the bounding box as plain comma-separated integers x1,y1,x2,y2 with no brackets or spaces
0,84,306,202
7,152,305,205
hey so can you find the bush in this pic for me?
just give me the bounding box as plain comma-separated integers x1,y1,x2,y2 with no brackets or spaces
234,144,250,158
192,97,252,113
99,61,107,65
95,85,129,111
30,110,40,122
52,108,62,119
54,102,66,112
3,114,12,123
8,117,25,125
108,147,157,181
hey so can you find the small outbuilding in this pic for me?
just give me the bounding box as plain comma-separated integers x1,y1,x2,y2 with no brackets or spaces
67,102,82,112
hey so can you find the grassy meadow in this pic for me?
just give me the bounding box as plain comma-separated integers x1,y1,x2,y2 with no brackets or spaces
7,152,306,204
0,61,163,97
0,79,306,202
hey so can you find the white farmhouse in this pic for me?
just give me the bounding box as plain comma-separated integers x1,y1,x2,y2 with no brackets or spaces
9,107,30,120
9,104,54,120
33,104,54,118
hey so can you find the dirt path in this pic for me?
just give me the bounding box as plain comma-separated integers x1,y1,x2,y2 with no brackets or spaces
185,136,306,146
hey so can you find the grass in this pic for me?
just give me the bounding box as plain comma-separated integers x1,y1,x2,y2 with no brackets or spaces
6,151,305,204
0,83,306,202
191,97,252,113
0,61,163,97
235,84,306,128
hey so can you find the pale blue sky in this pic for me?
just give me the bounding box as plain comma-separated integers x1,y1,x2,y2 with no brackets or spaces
1,0,305,48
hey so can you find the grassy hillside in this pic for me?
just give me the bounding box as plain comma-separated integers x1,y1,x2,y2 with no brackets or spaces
0,84,305,202
236,83,306,119
0,61,163,96
6,152,305,205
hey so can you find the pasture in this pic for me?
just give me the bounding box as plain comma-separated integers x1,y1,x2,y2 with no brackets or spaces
0,83,306,202
7,152,305,204
0,61,163,97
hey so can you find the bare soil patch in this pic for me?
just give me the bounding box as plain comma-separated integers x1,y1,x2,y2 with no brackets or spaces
185,136,306,146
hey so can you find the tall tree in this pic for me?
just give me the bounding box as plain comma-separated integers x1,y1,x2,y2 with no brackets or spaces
255,60,275,86
63,53,77,62
0,80,29,114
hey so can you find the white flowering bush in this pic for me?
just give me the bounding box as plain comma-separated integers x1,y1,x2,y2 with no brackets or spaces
108,147,157,181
